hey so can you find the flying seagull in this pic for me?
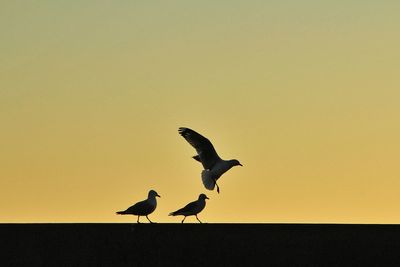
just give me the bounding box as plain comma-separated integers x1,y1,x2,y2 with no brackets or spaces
169,194,209,223
116,190,160,223
178,127,242,193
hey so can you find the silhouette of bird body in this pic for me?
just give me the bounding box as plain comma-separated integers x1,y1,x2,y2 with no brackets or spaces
178,127,242,193
169,194,209,223
116,190,160,223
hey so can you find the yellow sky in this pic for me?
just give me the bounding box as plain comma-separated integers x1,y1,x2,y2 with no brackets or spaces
1,1,399,223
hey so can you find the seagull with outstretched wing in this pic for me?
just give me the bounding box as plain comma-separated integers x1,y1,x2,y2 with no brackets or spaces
178,127,242,193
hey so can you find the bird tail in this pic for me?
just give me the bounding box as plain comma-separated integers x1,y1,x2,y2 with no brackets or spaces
201,170,215,190
116,211,126,215
169,212,176,216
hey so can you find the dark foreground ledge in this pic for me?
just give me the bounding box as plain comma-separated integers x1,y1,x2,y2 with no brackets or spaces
2,223,400,266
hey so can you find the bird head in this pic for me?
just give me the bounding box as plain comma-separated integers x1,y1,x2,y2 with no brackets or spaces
231,159,243,167
199,194,209,200
148,190,161,198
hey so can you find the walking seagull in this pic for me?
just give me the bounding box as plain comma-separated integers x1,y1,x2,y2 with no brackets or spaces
116,190,160,223
169,194,209,223
178,127,242,193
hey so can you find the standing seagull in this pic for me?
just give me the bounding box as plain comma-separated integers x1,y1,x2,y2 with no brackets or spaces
178,127,242,193
116,190,160,223
169,194,209,223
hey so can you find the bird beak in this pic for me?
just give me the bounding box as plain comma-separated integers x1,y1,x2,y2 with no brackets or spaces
239,163,243,166
206,196,210,200
157,194,161,198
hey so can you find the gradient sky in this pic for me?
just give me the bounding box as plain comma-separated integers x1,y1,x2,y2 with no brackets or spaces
1,1,399,223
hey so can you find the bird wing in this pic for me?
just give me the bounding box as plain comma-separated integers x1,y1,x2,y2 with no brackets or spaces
178,127,220,169
171,200,199,216
126,199,154,216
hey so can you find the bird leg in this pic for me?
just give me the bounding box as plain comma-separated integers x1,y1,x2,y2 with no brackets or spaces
146,215,154,223
214,179,220,194
181,217,186,223
196,215,202,223
137,216,141,223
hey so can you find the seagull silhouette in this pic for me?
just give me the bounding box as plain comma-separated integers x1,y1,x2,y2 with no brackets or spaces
116,190,160,223
178,127,242,193
169,194,209,223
